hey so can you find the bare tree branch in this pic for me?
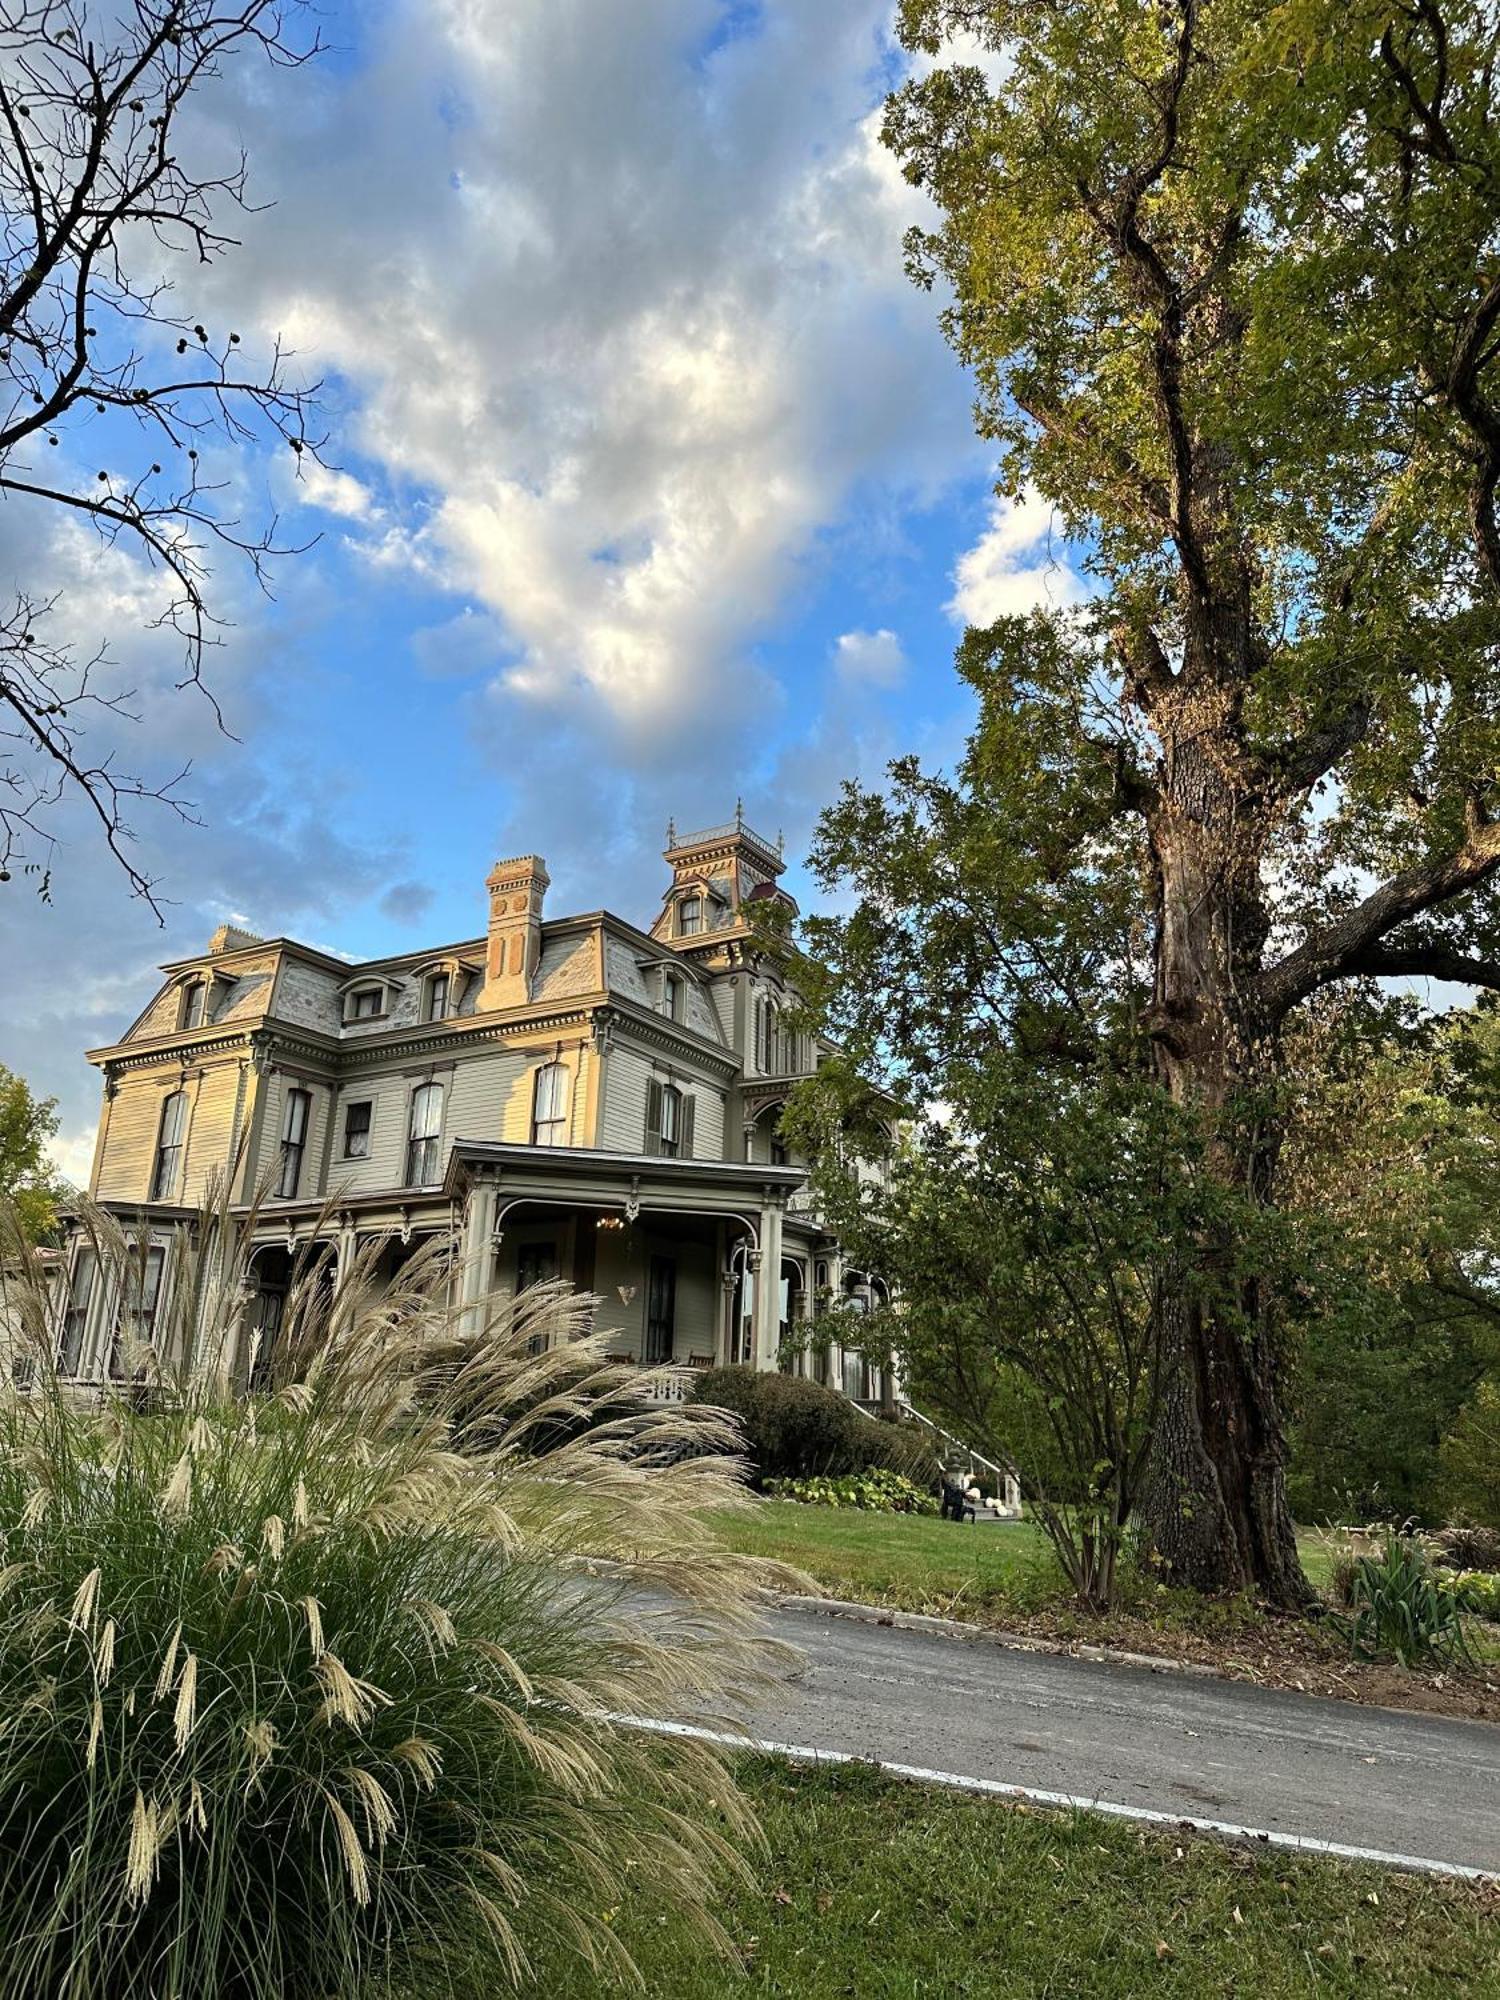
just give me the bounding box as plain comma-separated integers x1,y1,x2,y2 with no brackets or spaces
0,0,326,916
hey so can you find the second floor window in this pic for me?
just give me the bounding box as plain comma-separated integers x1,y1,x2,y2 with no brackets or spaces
180,981,207,1030
531,1061,569,1146
426,972,450,1021
58,1247,96,1376
646,1079,694,1160
679,894,702,936
342,1100,372,1159
278,1088,311,1199
350,987,383,1021
405,1083,443,1186
151,1090,186,1202
663,972,680,1020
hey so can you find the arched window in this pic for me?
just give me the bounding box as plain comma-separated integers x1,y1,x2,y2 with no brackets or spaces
405,1083,444,1186
151,1090,186,1201
180,981,207,1030
531,1061,570,1146
278,1088,311,1199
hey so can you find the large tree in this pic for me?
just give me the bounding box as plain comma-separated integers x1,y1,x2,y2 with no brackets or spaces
0,1061,69,1240
1,1,322,911
876,0,1500,1601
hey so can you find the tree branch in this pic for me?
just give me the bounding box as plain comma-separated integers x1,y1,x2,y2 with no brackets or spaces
1256,818,1500,1016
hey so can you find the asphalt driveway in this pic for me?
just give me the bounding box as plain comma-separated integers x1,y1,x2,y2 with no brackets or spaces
729,1602,1500,1876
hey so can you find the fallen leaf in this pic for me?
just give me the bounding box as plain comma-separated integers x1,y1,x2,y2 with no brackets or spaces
1155,1940,1173,1961
773,1888,793,1907
1232,1906,1244,1926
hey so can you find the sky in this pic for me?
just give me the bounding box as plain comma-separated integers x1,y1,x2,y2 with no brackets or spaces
1,0,1082,1182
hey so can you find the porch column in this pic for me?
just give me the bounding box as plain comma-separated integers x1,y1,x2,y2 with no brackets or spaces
797,1264,815,1377
718,1269,737,1368
822,1249,844,1395
333,1213,359,1296
752,1197,783,1371
458,1174,498,1333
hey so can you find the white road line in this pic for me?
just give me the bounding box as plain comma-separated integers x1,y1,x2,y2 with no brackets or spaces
605,1714,1496,1884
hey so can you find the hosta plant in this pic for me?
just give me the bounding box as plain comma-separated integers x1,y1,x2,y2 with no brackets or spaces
766,1469,938,1514
0,1196,792,2000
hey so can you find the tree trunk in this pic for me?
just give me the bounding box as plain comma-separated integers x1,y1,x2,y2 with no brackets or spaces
1140,725,1312,1609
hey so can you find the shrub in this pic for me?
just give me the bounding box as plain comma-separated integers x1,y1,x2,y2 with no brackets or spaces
1428,1522,1500,1572
0,1200,786,2000
690,1367,937,1485
1335,1536,1473,1668
1451,1571,1500,1622
1437,1382,1500,1529
766,1470,938,1514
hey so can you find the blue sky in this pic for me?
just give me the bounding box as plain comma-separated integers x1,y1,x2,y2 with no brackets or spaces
2,0,1079,1176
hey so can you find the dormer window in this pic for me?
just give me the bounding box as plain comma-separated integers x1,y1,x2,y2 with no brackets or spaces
179,981,207,1031
662,971,681,1021
425,971,450,1022
347,986,384,1023
678,894,702,937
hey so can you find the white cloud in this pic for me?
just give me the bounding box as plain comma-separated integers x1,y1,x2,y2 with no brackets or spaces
946,495,1085,627
293,460,377,521
834,627,907,687
203,0,978,799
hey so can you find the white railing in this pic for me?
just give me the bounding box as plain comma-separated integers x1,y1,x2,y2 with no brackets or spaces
890,1400,1023,1516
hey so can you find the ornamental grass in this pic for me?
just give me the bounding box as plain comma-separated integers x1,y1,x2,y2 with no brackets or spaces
0,1194,792,2000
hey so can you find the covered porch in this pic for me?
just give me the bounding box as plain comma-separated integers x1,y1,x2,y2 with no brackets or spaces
446,1141,808,1379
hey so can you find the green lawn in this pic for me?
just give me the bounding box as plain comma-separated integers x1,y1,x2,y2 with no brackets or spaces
710,1500,1337,1623
433,1757,1498,1998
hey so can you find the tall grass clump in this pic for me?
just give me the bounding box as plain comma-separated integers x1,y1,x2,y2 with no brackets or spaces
0,1195,792,2000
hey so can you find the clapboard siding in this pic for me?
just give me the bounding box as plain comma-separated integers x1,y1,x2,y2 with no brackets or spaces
672,1243,718,1358
600,1047,653,1153
93,1069,180,1201
180,1062,245,1199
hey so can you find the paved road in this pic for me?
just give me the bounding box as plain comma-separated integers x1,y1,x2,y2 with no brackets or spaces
735,1603,1500,1875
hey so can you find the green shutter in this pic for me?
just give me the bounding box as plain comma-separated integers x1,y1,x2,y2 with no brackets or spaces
644,1077,662,1155
680,1094,695,1160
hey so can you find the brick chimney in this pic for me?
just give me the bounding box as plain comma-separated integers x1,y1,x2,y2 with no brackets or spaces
479,855,549,1010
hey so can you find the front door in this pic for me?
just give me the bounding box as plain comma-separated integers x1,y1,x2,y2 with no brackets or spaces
645,1255,676,1365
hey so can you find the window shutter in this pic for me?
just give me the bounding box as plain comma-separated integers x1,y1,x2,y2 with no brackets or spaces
680,1094,695,1160
644,1077,663,1155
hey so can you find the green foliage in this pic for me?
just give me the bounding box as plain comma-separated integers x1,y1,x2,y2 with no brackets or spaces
1438,1380,1500,1529
0,1199,784,1999
1336,1538,1473,1669
765,1470,938,1515
869,0,1500,1600
1280,1006,1500,1524
1450,1571,1500,1622
691,1366,937,1486
0,1064,69,1242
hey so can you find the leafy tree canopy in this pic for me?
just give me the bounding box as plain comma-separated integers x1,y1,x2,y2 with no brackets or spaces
0,1062,69,1241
